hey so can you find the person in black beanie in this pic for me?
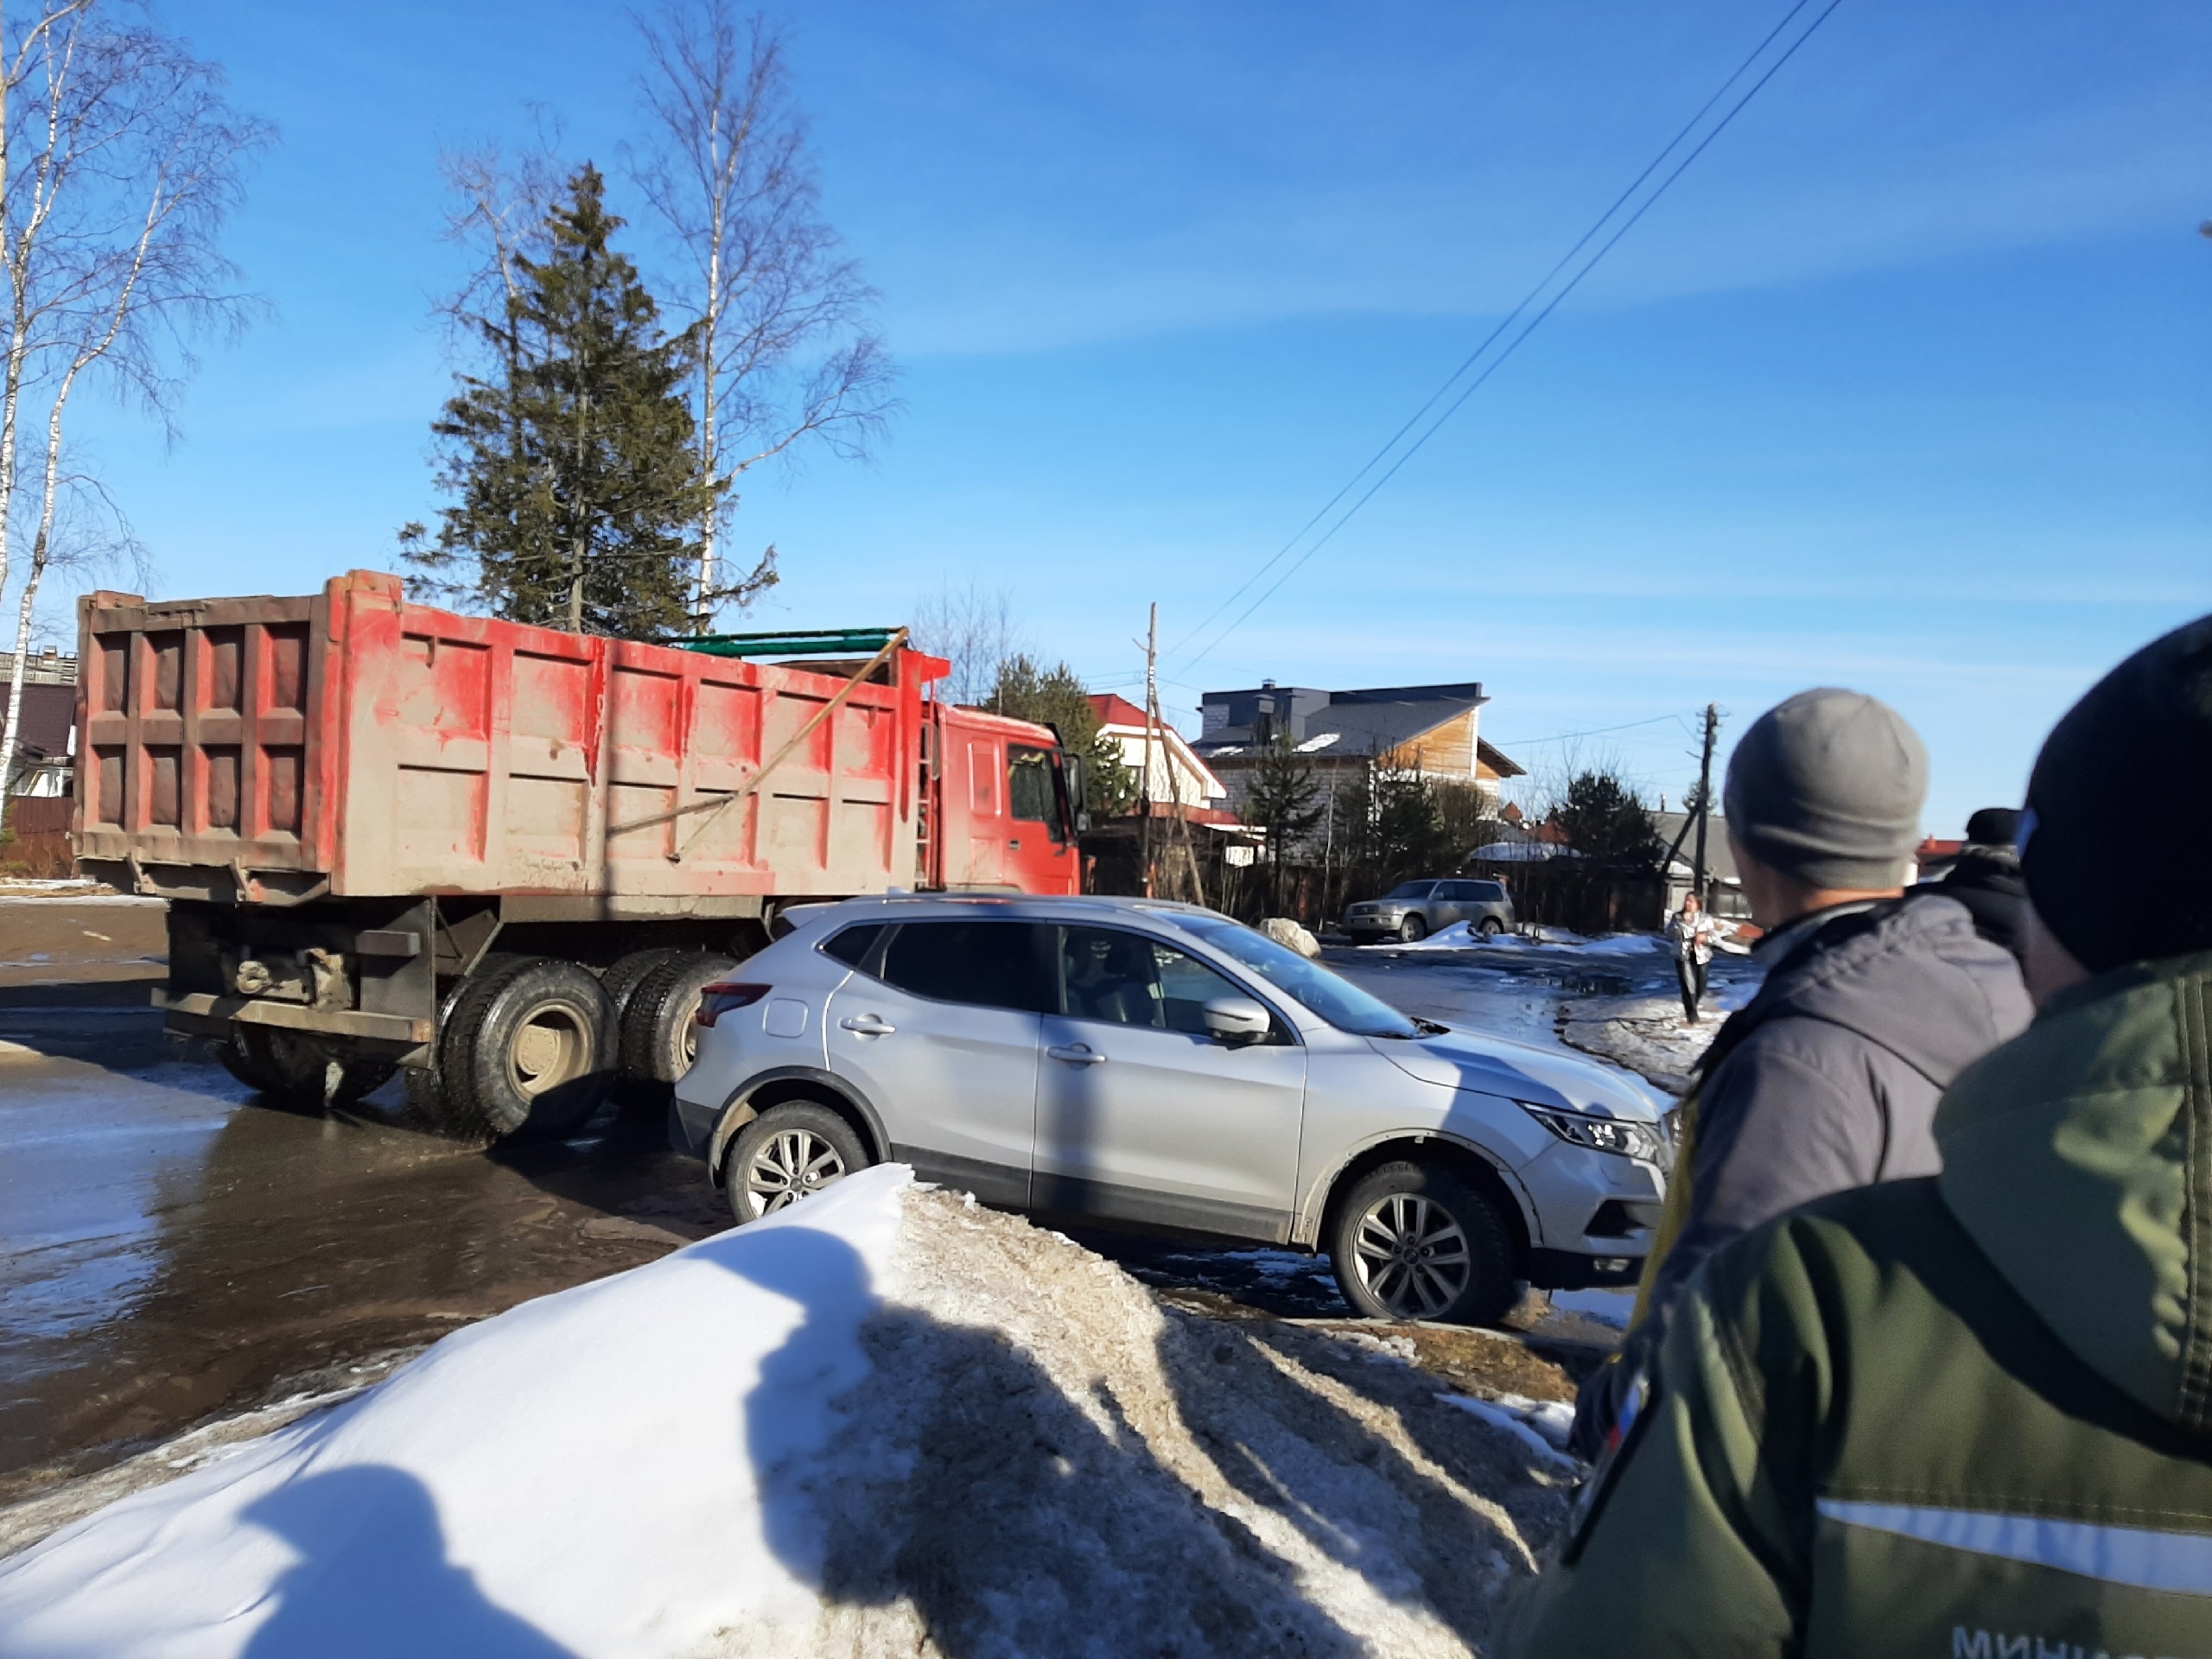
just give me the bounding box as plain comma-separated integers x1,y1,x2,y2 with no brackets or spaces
1926,804,2029,957
2020,616,2212,976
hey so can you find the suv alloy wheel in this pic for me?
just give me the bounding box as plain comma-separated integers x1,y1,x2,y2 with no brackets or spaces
1329,1160,1516,1325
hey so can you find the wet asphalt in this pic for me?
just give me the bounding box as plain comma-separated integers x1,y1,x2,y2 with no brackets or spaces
0,899,1737,1510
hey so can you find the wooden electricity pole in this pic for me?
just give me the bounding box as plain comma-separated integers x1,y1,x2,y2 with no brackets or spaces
1692,702,1719,901
1140,603,1160,897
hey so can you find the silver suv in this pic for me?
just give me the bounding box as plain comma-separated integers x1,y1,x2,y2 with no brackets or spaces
671,894,1666,1325
1345,878,1516,944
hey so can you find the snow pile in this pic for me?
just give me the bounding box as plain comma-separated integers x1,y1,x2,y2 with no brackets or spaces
1378,925,1668,957
0,1167,1574,1658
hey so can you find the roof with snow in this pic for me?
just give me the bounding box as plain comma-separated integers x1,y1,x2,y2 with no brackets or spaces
1193,680,1524,778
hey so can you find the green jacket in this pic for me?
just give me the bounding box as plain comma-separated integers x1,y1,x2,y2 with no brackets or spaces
1503,950,2212,1657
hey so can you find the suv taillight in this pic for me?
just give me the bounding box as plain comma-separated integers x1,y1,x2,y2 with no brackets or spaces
696,983,770,1027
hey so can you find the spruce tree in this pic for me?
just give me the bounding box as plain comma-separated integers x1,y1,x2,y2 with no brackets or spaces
402,165,719,638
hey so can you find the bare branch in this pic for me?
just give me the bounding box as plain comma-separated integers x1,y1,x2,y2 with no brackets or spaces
0,1,268,788
626,1,898,630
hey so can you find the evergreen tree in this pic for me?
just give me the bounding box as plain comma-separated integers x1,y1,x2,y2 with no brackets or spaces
988,655,1136,817
1245,731,1324,910
1555,769,1660,870
401,165,720,638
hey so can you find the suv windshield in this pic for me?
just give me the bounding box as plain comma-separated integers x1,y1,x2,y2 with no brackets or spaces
1178,917,1420,1039
1382,881,1435,899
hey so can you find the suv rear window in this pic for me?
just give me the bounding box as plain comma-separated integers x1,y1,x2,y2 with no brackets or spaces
875,920,1055,1013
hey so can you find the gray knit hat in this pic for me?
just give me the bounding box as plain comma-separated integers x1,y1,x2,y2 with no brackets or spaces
1723,688,1928,890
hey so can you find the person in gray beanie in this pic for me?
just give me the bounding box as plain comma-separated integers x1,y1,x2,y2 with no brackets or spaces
1569,687,2030,1459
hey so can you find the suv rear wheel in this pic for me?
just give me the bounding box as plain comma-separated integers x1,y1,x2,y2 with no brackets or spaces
724,1101,871,1225
1478,917,1503,938
1329,1160,1517,1325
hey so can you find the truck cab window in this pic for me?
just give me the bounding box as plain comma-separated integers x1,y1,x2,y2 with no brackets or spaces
1007,745,1061,839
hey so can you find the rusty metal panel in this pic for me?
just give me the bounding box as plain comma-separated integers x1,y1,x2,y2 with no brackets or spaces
73,586,327,881
79,570,965,900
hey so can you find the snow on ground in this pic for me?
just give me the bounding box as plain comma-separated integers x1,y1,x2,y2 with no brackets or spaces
1373,923,1669,957
1545,1288,1636,1331
0,1166,1576,1658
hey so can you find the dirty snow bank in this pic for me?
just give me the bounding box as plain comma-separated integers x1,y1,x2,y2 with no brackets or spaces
1379,923,1668,956
0,1168,1574,1658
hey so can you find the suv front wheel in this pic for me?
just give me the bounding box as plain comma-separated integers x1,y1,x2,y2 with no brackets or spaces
725,1101,872,1225
1329,1160,1516,1325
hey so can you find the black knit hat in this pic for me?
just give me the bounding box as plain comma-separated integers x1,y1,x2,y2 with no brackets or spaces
2023,614,2212,974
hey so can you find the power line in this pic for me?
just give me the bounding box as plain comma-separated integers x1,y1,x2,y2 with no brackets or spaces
1163,0,1821,664
1173,0,1848,677
1486,712,1694,747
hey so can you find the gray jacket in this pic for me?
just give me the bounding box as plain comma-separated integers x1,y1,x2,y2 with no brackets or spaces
1573,893,2033,1459
1645,891,2032,1324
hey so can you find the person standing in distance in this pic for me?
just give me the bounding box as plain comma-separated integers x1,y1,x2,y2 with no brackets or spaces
1570,688,2030,1459
1503,616,2212,1657
1665,891,1719,1025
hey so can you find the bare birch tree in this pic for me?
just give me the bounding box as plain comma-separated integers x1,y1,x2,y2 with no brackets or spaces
630,1,894,632
909,579,1022,707
0,1,266,788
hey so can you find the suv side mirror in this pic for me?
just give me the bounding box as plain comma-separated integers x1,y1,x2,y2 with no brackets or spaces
1201,996,1270,1045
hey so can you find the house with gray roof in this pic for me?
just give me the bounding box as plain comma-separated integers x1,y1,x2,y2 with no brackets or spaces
1193,678,1524,836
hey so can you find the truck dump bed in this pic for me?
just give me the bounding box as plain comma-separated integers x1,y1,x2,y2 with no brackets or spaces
76,570,934,903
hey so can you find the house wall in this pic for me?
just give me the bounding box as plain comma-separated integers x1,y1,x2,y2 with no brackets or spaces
1100,727,1220,808
1379,709,1476,777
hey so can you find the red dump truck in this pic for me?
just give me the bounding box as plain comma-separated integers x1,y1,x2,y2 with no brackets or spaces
73,569,1088,1138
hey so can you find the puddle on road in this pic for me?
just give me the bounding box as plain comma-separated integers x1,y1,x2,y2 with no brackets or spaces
0,1014,729,1509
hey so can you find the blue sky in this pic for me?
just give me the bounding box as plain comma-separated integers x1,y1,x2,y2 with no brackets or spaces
46,0,2212,833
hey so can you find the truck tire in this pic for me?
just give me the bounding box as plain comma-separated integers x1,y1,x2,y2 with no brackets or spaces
1397,913,1427,944
1328,1160,1517,1326
619,953,737,1108
221,1026,395,1111
600,949,688,1029
439,956,617,1141
725,1101,871,1225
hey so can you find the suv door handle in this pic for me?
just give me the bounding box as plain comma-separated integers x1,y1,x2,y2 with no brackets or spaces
839,1014,896,1036
1046,1043,1106,1066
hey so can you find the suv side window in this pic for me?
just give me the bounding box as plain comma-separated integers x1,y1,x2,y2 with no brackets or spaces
1470,880,1506,902
821,923,885,969
875,920,1055,1013
1059,925,1245,1034
1439,881,1478,900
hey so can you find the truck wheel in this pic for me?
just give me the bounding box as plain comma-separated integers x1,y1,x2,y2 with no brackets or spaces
1397,913,1427,944
1328,1160,1517,1326
440,957,617,1141
600,949,687,1029
619,953,737,1108
725,1102,871,1225
1478,917,1503,938
223,1027,394,1110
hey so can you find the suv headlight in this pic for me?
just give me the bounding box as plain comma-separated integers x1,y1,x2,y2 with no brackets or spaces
1518,1102,1664,1164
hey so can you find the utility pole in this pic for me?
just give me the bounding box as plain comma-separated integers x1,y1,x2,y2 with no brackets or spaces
1140,603,1160,898
1692,702,1719,901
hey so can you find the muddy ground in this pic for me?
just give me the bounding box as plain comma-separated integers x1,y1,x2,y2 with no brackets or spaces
1,898,1732,1522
